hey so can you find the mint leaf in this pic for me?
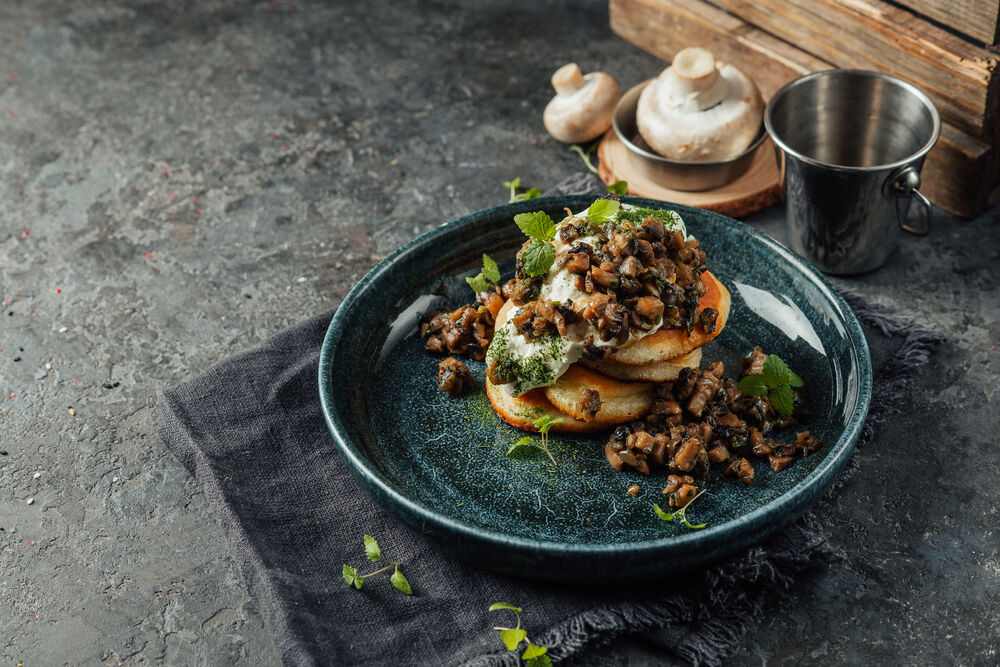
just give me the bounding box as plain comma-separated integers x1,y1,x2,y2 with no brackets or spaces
653,504,674,521
737,374,769,397
342,564,358,586
522,644,548,659
770,383,795,415
788,369,804,388
489,602,523,612
498,628,527,651
520,187,541,201
482,253,500,284
363,535,381,562
533,415,563,435
514,211,556,241
607,180,628,195
762,355,791,388
390,568,413,595
587,198,620,223
526,655,553,667
503,177,521,190
467,274,490,294
521,239,555,277
507,437,536,457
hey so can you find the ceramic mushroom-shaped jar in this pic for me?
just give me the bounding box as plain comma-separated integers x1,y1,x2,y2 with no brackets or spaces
543,63,621,144
636,47,763,162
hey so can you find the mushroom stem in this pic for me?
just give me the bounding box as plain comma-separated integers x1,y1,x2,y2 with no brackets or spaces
552,63,586,96
665,47,726,111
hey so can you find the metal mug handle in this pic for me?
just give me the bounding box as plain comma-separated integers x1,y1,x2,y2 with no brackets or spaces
883,165,932,236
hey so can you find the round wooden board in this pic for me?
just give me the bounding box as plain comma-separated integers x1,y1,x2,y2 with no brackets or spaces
597,129,783,218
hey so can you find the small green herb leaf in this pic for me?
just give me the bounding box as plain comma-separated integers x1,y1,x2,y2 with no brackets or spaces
507,437,536,457
514,211,556,241
762,354,791,388
737,373,769,397
502,177,521,190
770,383,795,416
533,415,564,435
520,187,541,201
342,564,358,586
652,504,674,521
482,253,500,284
390,568,413,595
654,490,708,530
788,369,804,388
521,239,556,277
363,535,381,562
526,655,553,667
569,144,598,173
607,180,628,195
587,198,621,223
522,644,548,659
466,274,490,294
498,628,527,651
488,602,523,613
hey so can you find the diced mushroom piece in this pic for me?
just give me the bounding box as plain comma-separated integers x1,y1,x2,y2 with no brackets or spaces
698,307,719,334
769,456,794,472
707,444,731,463
627,484,640,497
725,457,755,484
604,442,625,471
635,296,664,321
743,346,768,376
673,438,702,472
578,389,602,422
670,484,699,508
566,252,591,274
687,368,722,417
437,357,472,396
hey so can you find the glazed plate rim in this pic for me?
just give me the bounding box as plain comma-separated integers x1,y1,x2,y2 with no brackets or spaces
318,195,872,556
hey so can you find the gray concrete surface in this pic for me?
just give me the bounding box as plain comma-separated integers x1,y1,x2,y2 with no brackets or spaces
0,1,997,665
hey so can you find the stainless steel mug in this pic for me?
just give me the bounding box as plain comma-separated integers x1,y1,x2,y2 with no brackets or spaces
764,70,940,274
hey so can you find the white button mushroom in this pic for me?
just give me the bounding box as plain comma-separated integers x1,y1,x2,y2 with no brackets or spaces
543,63,622,144
636,47,763,162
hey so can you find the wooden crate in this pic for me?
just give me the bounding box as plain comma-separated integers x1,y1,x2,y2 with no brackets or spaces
896,0,1000,46
609,0,999,218
707,0,1000,141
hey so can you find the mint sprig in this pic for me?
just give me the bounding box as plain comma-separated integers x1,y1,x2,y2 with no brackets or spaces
587,198,620,223
504,177,541,203
506,416,562,466
466,253,501,294
489,603,552,667
342,535,413,595
653,489,708,530
569,143,598,174
514,211,556,241
521,240,555,277
606,180,628,195
737,354,804,416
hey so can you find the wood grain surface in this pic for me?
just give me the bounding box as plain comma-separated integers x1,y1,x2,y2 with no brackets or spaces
597,129,783,218
895,0,999,45
707,0,1000,140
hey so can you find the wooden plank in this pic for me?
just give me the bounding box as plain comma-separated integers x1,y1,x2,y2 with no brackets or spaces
896,0,1000,45
706,0,1000,139
609,0,995,217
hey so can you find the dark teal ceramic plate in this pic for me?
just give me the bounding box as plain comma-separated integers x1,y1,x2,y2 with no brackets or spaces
319,195,871,583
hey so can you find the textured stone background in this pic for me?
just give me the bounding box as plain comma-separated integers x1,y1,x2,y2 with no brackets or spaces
0,1,997,665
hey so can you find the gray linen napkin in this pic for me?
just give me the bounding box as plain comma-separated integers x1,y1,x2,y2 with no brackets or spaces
159,176,942,666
